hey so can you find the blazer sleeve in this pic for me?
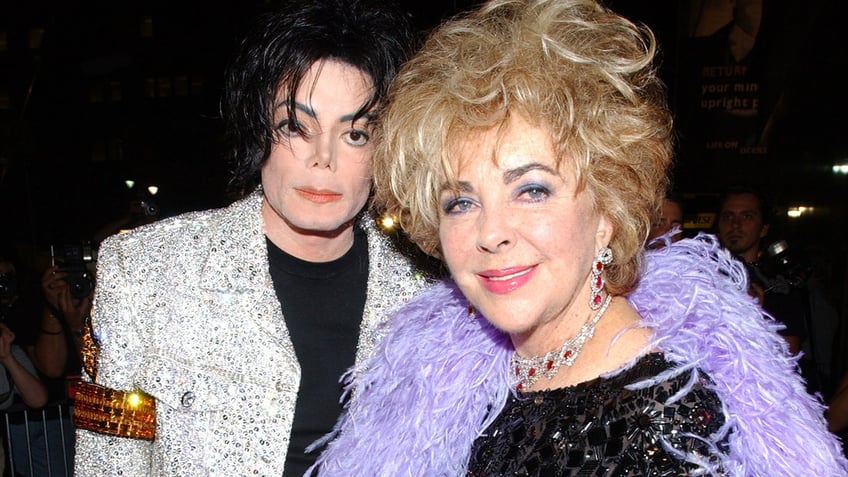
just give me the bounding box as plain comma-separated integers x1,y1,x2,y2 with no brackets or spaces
74,236,154,477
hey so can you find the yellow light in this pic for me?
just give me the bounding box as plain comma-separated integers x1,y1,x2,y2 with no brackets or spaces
126,392,142,408
147,185,159,196
125,180,135,189
380,215,396,230
787,206,815,219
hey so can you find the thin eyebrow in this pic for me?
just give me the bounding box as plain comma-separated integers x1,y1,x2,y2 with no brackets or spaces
438,181,474,195
341,111,375,124
503,163,557,184
272,101,316,119
438,162,557,195
294,102,316,119
276,100,373,124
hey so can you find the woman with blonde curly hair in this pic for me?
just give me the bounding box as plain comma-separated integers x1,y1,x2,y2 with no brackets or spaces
313,0,848,475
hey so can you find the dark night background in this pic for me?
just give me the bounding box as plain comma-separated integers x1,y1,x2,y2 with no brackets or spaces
2,1,847,325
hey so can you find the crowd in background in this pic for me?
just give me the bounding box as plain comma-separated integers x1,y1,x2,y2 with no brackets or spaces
0,0,846,474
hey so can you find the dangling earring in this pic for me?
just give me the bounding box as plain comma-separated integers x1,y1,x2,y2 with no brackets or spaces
590,246,613,310
467,304,477,320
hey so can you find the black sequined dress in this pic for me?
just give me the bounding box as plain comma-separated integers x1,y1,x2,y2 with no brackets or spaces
467,353,726,476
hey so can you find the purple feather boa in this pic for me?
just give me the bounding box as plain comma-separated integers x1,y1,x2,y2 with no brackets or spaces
314,235,848,476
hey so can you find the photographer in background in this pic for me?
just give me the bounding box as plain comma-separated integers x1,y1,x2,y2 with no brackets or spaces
716,185,820,393
33,244,92,379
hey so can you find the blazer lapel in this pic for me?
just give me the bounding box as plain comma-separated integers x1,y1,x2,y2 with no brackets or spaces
198,191,292,349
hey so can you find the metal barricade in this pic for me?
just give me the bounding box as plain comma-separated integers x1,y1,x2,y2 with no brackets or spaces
2,401,74,477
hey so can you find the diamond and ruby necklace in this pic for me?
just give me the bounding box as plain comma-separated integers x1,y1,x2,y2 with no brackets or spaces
511,294,612,391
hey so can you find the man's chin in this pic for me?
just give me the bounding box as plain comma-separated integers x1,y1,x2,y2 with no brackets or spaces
286,217,357,239
727,244,748,256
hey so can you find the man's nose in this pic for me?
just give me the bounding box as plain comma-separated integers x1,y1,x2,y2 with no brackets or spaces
310,132,336,170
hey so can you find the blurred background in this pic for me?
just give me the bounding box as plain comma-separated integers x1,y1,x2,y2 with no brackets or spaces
1,0,846,317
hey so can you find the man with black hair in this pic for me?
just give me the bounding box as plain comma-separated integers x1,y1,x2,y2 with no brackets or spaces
73,1,430,475
716,185,820,393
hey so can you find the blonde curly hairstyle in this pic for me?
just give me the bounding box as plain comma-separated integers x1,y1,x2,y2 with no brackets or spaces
372,0,674,295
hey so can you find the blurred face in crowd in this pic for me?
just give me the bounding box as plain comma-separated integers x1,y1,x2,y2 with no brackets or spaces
438,115,612,356
647,198,684,244
261,60,375,260
717,192,768,263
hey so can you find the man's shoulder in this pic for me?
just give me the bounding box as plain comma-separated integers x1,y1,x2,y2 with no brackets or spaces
97,196,262,268
101,193,261,253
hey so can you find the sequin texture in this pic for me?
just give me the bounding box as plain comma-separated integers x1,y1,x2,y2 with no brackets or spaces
73,190,430,476
467,353,726,476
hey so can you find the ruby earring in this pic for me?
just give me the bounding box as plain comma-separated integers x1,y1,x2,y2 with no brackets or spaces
590,246,613,310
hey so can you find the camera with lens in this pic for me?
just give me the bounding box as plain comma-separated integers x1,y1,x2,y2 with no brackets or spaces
51,242,95,299
139,200,159,217
743,239,811,295
130,199,159,218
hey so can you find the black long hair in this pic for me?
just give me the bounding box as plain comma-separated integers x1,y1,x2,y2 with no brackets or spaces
222,0,416,193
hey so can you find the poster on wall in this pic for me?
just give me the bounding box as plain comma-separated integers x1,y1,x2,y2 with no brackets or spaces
680,0,770,165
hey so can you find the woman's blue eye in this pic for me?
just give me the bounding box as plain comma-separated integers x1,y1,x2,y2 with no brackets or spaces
519,184,550,201
443,197,475,214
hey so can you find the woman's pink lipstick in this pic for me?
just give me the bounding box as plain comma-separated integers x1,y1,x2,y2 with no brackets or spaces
478,266,535,294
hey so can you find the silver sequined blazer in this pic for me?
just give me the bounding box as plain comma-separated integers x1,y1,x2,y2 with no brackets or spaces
74,190,430,476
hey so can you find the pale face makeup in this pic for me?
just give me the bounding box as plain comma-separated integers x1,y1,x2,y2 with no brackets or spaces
261,60,375,262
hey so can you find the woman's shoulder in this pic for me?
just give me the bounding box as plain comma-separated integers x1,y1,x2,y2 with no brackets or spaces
546,352,718,402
